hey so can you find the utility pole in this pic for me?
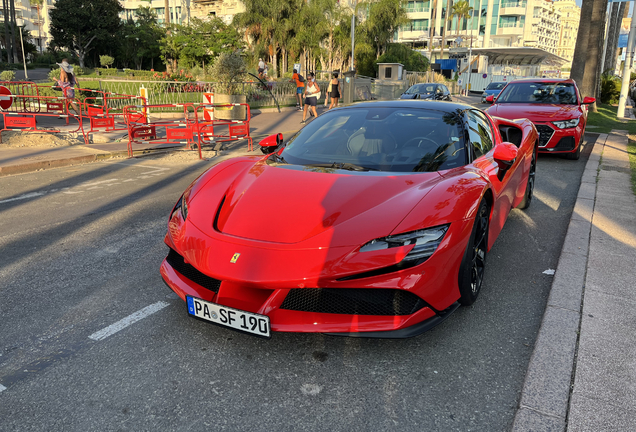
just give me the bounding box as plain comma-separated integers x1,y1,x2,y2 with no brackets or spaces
617,2,636,118
350,0,358,70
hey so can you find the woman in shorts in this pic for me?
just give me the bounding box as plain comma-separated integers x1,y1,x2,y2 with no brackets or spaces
301,72,319,124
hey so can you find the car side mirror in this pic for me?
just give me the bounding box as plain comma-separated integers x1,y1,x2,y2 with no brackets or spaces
582,96,595,105
259,133,283,154
493,142,518,169
486,95,494,103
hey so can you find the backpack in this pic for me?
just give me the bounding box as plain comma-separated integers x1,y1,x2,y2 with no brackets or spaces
298,74,305,83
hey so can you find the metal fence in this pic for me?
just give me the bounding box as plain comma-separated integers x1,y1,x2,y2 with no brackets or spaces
86,74,462,111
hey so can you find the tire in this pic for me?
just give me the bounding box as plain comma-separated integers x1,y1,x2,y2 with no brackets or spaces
518,146,537,210
564,142,581,160
458,199,490,306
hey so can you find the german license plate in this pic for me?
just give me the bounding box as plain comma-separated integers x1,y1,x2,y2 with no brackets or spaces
186,296,271,338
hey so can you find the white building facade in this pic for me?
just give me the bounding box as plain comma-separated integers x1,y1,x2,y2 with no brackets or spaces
396,0,573,59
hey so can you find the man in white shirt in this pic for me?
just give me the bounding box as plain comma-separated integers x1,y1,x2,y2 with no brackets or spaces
258,58,265,79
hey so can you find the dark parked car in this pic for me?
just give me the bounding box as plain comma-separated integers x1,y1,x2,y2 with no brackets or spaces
400,83,452,101
481,82,507,103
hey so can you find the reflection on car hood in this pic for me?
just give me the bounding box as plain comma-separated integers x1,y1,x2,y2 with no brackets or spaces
400,93,433,99
204,162,442,245
486,103,582,122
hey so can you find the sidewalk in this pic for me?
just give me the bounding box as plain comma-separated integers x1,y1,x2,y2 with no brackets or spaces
513,130,636,431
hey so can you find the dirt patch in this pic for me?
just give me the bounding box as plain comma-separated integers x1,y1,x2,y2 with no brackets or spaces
140,146,261,165
0,131,82,148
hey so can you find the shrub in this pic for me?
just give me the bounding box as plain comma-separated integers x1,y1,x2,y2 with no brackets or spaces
600,73,622,104
208,52,247,94
100,55,115,68
48,68,60,81
190,65,205,80
95,67,119,76
0,70,16,81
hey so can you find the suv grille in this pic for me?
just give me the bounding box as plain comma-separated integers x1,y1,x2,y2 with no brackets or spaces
165,249,221,293
280,288,427,316
535,124,555,147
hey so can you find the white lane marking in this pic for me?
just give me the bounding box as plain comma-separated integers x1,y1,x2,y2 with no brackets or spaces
81,179,120,187
0,192,46,204
0,384,6,393
543,269,555,275
88,301,170,341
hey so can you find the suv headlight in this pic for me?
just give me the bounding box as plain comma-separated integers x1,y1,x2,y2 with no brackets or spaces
552,118,580,129
360,225,449,263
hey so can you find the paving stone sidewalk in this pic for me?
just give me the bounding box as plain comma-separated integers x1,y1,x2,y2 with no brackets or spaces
513,130,636,431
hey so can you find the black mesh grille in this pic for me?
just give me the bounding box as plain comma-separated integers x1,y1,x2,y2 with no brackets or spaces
554,136,576,151
280,288,427,316
165,249,221,293
535,124,555,147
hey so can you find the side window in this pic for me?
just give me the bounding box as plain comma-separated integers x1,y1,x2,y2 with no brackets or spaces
467,110,494,159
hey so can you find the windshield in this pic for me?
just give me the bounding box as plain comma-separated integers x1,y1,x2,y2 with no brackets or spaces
486,82,506,90
405,84,438,95
275,107,466,173
495,82,578,104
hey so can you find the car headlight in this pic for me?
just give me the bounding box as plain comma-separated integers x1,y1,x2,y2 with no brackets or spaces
551,118,580,129
170,190,190,221
360,225,449,263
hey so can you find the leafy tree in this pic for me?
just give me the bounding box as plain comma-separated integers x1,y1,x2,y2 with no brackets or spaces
49,0,123,67
118,7,163,70
375,43,429,73
100,55,114,68
358,0,408,59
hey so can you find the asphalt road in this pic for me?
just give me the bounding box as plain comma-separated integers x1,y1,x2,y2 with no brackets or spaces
0,129,593,431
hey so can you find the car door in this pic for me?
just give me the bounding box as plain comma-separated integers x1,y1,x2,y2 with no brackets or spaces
466,110,518,243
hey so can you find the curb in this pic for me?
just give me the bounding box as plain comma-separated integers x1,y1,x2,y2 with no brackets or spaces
511,133,608,431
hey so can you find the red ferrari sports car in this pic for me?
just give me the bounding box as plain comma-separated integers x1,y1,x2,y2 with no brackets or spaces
160,101,538,338
485,78,595,160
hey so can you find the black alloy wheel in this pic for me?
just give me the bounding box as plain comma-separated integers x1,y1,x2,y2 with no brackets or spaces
458,199,490,306
518,144,537,210
565,141,581,160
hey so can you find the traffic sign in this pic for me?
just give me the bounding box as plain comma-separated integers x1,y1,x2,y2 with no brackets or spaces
0,86,13,110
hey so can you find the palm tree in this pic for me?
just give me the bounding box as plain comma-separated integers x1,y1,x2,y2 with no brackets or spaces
571,0,606,112
439,0,453,61
450,0,473,38
29,0,43,54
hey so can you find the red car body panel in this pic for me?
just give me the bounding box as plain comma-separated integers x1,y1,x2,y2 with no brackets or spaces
486,79,587,155
161,101,538,337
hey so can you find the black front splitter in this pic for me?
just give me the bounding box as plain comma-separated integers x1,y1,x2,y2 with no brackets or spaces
324,302,461,339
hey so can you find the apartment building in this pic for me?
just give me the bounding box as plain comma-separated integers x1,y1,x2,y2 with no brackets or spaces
396,0,573,59
0,0,47,53
120,0,190,24
553,0,580,66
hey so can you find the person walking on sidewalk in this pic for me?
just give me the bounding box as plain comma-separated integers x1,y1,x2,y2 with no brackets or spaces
57,59,80,115
301,73,320,124
291,69,305,110
258,58,265,79
328,72,342,109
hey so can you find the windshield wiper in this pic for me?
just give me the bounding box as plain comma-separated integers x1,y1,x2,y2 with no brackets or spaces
271,153,287,164
304,162,377,171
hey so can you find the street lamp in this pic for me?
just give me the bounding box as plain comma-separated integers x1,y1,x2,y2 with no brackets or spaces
350,0,358,71
16,19,28,81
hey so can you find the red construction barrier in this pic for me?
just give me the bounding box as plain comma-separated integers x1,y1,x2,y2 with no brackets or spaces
0,81,146,144
124,102,253,158
0,83,87,143
192,103,253,151
124,104,201,158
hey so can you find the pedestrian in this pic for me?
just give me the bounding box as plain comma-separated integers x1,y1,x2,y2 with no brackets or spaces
291,68,305,110
301,72,320,124
328,72,342,109
258,58,265,79
57,58,80,115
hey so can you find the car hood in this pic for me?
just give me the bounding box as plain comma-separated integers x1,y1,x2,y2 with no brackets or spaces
482,89,502,95
487,103,582,122
190,161,442,246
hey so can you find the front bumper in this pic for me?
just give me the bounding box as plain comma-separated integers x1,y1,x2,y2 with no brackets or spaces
535,122,583,154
